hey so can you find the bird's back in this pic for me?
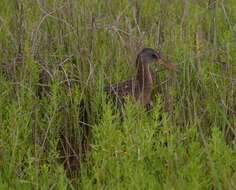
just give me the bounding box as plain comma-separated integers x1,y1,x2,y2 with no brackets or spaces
104,78,136,107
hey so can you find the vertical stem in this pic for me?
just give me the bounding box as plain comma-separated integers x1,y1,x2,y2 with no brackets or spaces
208,0,217,47
181,0,189,27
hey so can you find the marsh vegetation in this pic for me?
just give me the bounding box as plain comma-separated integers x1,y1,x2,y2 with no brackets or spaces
0,0,236,189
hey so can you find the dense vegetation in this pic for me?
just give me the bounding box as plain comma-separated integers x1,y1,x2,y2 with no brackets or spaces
0,0,236,189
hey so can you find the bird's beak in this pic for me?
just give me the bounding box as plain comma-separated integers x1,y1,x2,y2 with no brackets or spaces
158,58,176,70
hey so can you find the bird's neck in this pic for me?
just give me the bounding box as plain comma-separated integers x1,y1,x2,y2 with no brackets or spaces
136,62,153,91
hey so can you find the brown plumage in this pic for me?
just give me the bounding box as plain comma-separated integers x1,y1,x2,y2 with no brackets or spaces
104,48,176,110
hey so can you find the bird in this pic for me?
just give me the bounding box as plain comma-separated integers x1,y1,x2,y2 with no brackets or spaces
104,48,176,111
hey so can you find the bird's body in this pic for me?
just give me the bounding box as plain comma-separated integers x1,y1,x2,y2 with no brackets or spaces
104,48,175,110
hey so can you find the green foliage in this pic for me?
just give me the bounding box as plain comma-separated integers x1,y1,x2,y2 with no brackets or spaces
0,0,236,189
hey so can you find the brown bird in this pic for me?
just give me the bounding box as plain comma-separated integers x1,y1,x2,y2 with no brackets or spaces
104,48,176,110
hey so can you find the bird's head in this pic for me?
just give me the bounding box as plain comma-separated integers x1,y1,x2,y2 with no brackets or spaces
136,48,176,70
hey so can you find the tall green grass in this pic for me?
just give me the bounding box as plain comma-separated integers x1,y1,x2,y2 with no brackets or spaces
0,0,236,189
